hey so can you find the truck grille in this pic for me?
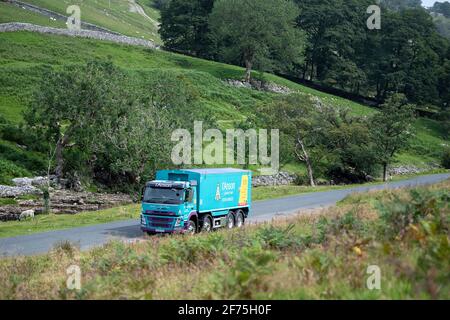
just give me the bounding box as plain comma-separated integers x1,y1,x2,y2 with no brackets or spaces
145,210,176,216
146,216,174,229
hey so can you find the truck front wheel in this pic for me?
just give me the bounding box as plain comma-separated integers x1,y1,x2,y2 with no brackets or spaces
226,212,235,229
200,215,212,232
186,219,197,235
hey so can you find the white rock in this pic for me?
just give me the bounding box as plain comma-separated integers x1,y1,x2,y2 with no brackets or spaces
12,177,33,187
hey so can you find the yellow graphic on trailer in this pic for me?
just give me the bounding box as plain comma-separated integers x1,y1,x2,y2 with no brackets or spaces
238,175,249,206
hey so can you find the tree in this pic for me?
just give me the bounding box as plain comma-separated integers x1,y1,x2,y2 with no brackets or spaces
370,94,415,181
432,1,450,18
159,0,215,57
209,0,305,82
26,61,202,189
91,70,201,185
316,105,378,183
260,94,319,186
381,0,422,11
26,61,131,182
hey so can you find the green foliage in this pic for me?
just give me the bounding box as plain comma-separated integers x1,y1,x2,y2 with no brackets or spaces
159,0,215,57
370,94,416,179
25,60,203,190
210,245,276,299
296,0,449,108
442,149,450,169
376,188,450,239
0,141,46,173
432,1,450,18
256,224,304,250
0,159,32,185
314,212,365,243
260,94,379,183
381,0,422,11
209,0,305,80
159,233,226,264
318,106,378,183
0,198,18,206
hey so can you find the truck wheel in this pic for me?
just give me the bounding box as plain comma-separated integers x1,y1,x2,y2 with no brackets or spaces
226,212,235,229
186,219,197,235
235,210,245,228
200,215,212,232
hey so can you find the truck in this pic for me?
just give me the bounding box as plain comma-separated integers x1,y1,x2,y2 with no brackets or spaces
140,168,252,234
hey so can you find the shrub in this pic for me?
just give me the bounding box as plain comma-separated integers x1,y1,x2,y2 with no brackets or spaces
376,188,450,239
0,141,46,173
442,149,450,169
256,224,304,250
159,233,226,265
210,245,276,299
0,159,31,185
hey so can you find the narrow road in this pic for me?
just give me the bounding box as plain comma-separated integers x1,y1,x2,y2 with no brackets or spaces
0,173,448,257
128,0,159,28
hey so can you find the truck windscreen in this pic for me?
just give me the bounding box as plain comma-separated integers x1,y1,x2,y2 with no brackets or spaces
143,187,185,204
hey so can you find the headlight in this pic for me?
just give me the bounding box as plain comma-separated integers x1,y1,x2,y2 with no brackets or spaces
175,217,182,227
141,215,146,225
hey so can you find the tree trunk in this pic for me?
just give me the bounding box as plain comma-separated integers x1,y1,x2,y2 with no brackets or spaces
297,138,315,187
55,137,64,181
244,58,252,83
383,162,388,182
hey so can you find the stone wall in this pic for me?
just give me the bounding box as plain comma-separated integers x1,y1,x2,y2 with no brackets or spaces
0,22,159,49
388,164,440,176
252,172,297,187
9,0,120,34
225,79,292,94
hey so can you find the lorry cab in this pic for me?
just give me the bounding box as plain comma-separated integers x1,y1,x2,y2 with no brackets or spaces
140,168,251,235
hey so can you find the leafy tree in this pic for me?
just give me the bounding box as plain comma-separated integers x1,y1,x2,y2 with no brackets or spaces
315,105,378,183
209,0,305,82
26,61,131,181
381,0,422,11
159,0,215,57
260,94,321,186
432,1,450,18
295,0,370,87
370,94,415,181
26,62,202,189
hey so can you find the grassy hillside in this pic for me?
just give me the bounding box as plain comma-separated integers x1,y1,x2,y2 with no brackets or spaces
0,179,448,299
0,31,447,182
0,0,161,43
0,1,66,28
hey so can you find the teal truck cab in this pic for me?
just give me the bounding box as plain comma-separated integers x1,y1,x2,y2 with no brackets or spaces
140,168,252,234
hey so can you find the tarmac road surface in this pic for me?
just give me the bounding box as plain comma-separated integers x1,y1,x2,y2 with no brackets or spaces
0,173,448,257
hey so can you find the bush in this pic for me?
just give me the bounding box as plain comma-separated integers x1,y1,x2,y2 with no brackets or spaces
313,212,364,244
159,233,226,265
376,188,450,239
442,149,450,169
0,142,46,173
0,159,31,185
294,174,310,186
210,245,276,299
256,224,304,250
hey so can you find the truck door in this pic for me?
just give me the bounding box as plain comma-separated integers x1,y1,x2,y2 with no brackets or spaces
184,187,196,213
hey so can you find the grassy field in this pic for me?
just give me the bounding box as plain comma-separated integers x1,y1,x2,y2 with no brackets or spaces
0,2,66,28
2,0,161,43
0,179,448,299
0,31,446,177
